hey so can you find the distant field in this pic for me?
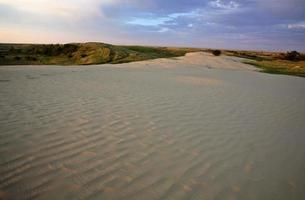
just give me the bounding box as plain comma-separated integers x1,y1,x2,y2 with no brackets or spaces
0,43,198,65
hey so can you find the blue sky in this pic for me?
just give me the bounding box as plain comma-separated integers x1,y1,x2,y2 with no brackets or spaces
0,0,305,51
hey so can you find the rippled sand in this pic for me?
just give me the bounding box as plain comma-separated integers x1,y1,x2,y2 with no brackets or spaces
176,76,224,86
0,53,305,200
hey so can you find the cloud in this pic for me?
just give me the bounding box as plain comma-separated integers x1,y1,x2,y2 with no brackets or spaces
127,17,170,26
0,0,118,19
288,23,305,29
0,0,305,51
209,0,239,9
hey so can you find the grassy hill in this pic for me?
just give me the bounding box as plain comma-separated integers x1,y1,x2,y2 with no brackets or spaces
0,43,198,65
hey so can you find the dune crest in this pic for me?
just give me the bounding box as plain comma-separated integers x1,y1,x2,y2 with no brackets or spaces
116,52,256,70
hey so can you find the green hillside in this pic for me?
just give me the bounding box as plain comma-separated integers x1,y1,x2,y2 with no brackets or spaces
0,43,197,65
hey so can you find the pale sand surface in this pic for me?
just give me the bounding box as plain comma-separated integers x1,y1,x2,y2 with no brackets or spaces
175,76,224,86
0,54,305,200
109,52,256,70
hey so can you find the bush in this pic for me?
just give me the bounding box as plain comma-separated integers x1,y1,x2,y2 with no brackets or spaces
52,44,63,56
25,56,38,61
10,47,22,54
39,44,62,56
14,56,22,61
212,50,221,56
284,51,301,61
9,47,15,53
63,44,78,54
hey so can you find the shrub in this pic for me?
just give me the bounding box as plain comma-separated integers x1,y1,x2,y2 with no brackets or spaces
63,44,78,54
284,51,301,61
10,47,22,54
212,50,221,56
9,47,15,53
52,44,63,56
14,56,22,61
25,56,38,61
40,44,61,56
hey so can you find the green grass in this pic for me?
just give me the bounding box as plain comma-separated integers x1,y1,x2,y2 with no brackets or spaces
221,50,305,78
0,43,198,66
243,60,305,78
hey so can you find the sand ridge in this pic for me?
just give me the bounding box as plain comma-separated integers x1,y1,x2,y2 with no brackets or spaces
109,52,256,70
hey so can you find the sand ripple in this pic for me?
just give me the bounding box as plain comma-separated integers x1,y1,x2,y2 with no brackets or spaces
0,64,305,200
176,76,224,86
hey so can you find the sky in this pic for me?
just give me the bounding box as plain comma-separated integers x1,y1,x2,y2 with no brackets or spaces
0,0,305,51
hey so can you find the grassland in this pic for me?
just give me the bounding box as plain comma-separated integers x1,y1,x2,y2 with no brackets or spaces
0,43,198,65
222,50,305,77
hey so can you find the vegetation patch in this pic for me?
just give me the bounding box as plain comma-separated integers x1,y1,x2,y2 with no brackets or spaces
0,43,198,66
212,50,221,56
223,50,305,77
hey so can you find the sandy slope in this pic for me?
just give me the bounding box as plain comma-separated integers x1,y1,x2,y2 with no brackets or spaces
1,57,305,200
110,52,256,70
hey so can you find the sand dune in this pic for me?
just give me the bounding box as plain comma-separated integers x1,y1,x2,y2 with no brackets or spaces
0,55,305,200
111,52,256,70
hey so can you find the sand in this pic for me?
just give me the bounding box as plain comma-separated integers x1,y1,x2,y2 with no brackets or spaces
110,52,256,70
0,53,305,200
